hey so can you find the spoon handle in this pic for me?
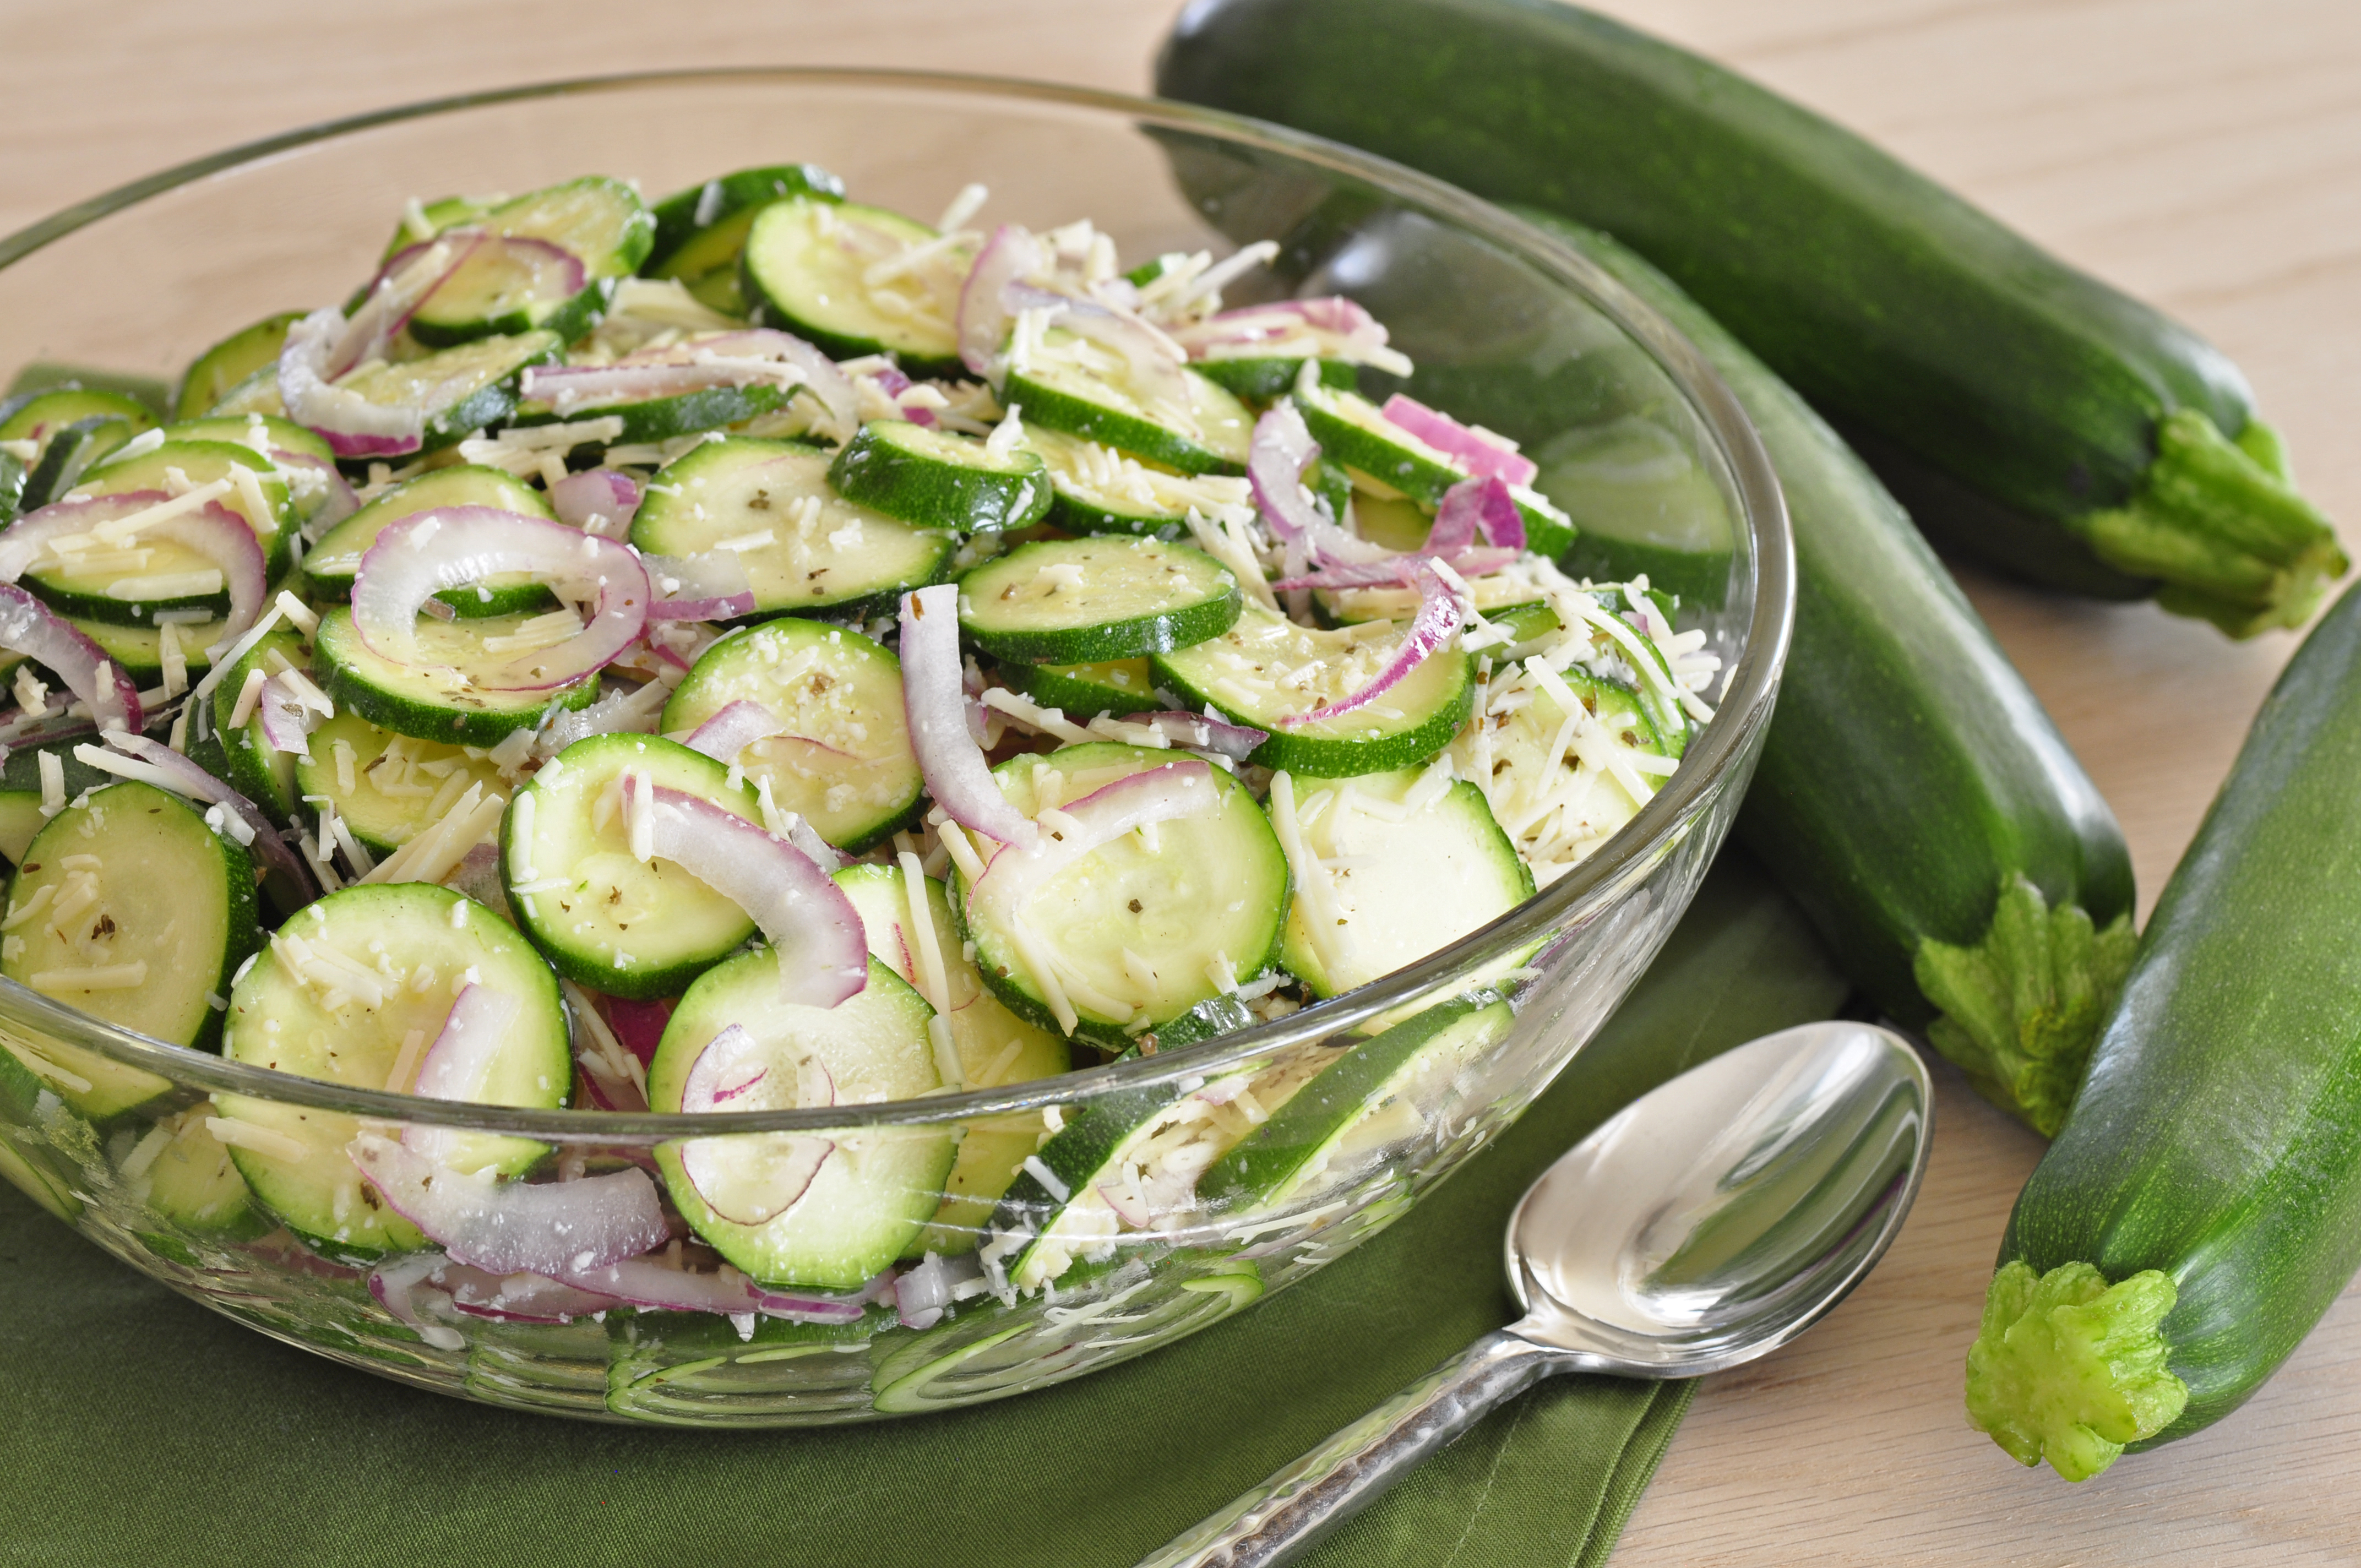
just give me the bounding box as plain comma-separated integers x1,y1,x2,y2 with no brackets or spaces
1133,1329,1565,1568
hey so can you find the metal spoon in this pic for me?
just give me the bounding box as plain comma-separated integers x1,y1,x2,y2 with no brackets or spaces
1138,1019,1933,1568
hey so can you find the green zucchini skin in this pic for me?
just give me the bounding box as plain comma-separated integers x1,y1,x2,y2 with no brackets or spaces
1515,211,2133,1131
1156,0,2344,631
1998,576,2361,1450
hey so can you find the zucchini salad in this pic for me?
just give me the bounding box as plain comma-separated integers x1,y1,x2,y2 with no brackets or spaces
0,164,1720,1333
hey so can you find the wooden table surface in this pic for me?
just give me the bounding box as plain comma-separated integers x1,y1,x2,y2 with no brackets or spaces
6,2,2358,1561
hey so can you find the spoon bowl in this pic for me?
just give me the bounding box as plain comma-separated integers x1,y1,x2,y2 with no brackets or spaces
1142,1019,1933,1567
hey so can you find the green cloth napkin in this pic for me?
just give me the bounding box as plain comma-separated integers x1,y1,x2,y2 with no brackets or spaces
0,852,1845,1568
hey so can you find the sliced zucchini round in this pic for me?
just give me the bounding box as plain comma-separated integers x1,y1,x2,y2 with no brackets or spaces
46,438,294,623
836,863,1070,1252
997,655,1160,718
135,1107,270,1241
206,625,311,829
1446,662,1668,867
16,416,134,514
409,176,654,346
2,778,258,1077
297,710,512,857
1021,425,1253,538
650,949,955,1288
509,380,789,448
959,536,1241,667
648,164,845,318
69,611,227,687
1273,766,1532,999
741,198,965,374
827,420,1053,535
1005,342,1254,476
333,330,563,459
0,450,22,527
500,733,764,999
1202,989,1515,1210
313,605,602,748
1293,382,1576,557
0,388,156,450
1194,354,1357,405
0,739,116,865
175,312,303,421
1152,600,1473,777
217,881,570,1261
203,362,285,420
659,616,922,853
628,437,955,619
951,743,1289,1048
304,464,559,614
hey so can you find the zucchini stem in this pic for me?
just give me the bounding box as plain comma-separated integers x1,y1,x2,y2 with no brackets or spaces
1913,875,2136,1137
1966,1260,2188,1480
2076,411,2347,636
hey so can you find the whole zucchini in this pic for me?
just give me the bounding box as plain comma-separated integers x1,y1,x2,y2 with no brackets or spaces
1515,209,2133,1136
1968,579,2361,1479
1157,0,2346,635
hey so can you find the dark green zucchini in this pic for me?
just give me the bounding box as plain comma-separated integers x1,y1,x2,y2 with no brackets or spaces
1516,211,2135,1136
1968,578,2361,1480
1156,0,2346,635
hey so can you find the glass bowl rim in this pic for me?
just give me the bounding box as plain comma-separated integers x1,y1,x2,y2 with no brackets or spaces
0,66,1793,1137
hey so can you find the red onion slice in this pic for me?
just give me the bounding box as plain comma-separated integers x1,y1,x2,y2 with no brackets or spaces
600,993,672,1069
547,468,641,536
0,492,268,643
255,674,318,758
352,507,649,692
349,1131,669,1277
1248,405,1392,568
1378,395,1538,487
524,361,764,410
967,759,1221,931
895,1251,981,1330
334,232,483,378
368,1250,464,1347
402,984,522,1162
1424,475,1528,556
1117,711,1269,761
102,732,317,895
640,783,867,1007
1279,560,1468,729
0,585,140,733
1271,549,1516,593
683,699,783,763
644,551,756,622
440,1264,622,1324
1171,296,1394,361
958,224,1050,377
546,1253,868,1322
1097,1178,1152,1228
900,584,1038,850
1003,281,1188,403
683,329,859,434
676,1023,837,1227
281,454,361,538
869,364,938,429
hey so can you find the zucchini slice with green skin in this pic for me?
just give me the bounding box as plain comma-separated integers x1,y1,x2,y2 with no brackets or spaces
68,612,228,688
304,464,559,615
217,881,570,1263
1195,355,1357,405
500,733,763,999
1967,580,2361,1480
628,437,955,619
132,1108,270,1242
0,388,156,450
659,616,922,853
203,362,285,419
742,198,966,375
331,330,564,460
648,164,846,319
950,743,1288,1049
957,536,1241,665
56,438,294,622
1157,0,2344,633
406,176,655,346
835,863,1070,1253
1291,380,1575,557
0,781,259,1120
0,1044,81,1221
1021,425,1254,538
0,738,115,864
997,655,1159,718
1154,600,1473,778
1489,216,2137,1131
314,605,602,748
508,379,790,448
827,421,1054,535
1005,339,1254,477
0,450,22,527
649,950,955,1288
17,416,136,514
206,625,310,829
983,1049,1329,1293
296,710,511,858
175,312,303,421
1204,988,1513,1208
1272,766,1531,999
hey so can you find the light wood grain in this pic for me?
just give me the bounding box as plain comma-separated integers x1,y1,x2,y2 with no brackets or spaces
5,2,2357,1561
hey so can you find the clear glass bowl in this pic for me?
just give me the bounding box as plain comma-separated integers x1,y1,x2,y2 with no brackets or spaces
0,70,1790,1426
